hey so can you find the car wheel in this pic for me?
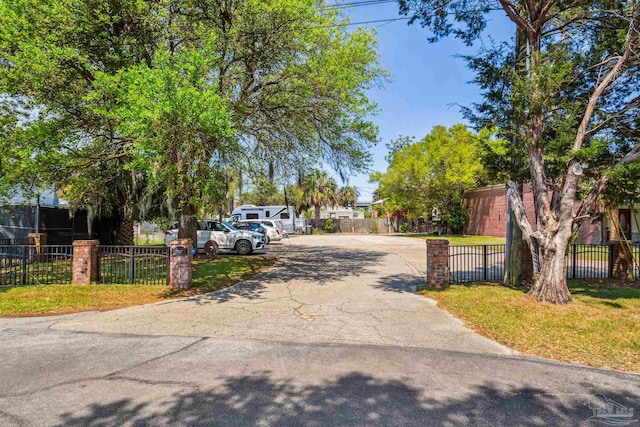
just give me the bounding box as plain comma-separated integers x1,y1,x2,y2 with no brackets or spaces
266,235,270,244
204,240,219,258
235,239,253,255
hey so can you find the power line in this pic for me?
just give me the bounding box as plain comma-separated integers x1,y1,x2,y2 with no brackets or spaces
342,16,411,26
325,0,397,10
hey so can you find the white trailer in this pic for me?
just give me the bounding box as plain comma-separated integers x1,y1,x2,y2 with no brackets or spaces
229,205,297,232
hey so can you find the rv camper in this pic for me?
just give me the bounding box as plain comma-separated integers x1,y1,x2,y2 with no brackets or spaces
230,205,297,232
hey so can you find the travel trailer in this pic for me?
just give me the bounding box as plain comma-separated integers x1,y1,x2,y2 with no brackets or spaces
229,205,296,232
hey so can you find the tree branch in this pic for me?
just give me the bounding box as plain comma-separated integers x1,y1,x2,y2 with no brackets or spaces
573,4,640,152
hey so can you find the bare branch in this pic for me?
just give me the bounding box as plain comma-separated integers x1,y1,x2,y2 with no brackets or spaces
497,0,535,35
573,4,640,152
507,180,540,241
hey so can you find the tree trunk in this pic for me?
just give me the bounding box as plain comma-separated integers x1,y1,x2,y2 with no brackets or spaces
314,205,321,223
527,236,572,304
506,208,524,286
507,182,573,304
178,204,198,247
119,207,135,246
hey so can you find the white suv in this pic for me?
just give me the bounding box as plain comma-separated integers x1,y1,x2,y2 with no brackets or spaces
164,220,265,255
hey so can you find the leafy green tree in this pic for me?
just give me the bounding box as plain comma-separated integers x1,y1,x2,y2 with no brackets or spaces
400,0,640,304
1,0,385,242
337,186,359,208
303,170,338,222
371,125,488,232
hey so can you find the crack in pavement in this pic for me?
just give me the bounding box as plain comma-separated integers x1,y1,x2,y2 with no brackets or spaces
0,337,208,400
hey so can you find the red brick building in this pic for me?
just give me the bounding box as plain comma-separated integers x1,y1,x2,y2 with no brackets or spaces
463,184,606,244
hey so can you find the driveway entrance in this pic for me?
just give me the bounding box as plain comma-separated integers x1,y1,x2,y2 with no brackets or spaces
53,235,508,354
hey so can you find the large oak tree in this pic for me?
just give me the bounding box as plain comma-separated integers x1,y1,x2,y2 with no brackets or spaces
0,0,385,243
400,0,640,303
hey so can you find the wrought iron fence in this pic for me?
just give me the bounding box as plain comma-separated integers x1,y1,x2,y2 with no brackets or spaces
98,246,169,285
449,245,506,283
0,245,73,286
0,237,34,246
567,244,609,279
448,243,638,283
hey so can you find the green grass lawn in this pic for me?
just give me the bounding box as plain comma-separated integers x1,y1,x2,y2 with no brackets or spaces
400,234,506,245
421,281,640,373
0,255,275,317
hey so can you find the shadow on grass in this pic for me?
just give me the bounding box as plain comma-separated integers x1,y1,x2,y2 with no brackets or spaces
423,280,640,303
158,256,276,300
568,280,640,301
53,371,640,426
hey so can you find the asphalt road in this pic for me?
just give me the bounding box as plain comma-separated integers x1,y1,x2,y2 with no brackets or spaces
0,235,638,426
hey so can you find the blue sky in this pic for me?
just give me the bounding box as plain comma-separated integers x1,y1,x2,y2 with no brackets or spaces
333,3,515,202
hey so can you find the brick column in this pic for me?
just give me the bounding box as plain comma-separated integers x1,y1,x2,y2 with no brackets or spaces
72,240,99,285
27,232,47,262
170,239,193,289
426,239,449,289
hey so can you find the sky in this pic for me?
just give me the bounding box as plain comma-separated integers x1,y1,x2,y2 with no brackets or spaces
330,3,516,202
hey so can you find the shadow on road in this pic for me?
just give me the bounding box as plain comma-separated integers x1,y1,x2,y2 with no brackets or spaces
371,273,424,293
192,247,387,304
54,371,639,426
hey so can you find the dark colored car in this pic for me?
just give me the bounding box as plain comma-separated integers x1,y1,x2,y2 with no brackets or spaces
234,222,267,236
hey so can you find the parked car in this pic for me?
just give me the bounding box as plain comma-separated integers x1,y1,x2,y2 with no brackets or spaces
236,219,283,243
164,220,265,255
234,222,267,236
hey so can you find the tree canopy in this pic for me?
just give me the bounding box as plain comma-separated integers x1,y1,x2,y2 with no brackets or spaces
400,0,640,303
0,0,385,241
371,124,490,232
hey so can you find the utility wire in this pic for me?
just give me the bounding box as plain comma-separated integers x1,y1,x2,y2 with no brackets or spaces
325,0,398,10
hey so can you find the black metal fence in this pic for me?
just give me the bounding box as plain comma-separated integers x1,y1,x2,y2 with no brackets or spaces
567,244,609,279
0,244,170,286
0,237,34,246
98,246,169,285
0,245,73,286
449,243,638,283
449,245,506,283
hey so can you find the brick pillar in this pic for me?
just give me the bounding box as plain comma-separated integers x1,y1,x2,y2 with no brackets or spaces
426,239,449,289
27,233,47,262
72,240,99,285
170,239,193,289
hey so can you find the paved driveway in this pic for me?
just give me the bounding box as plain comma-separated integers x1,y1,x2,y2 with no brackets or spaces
52,235,507,354
1,235,639,426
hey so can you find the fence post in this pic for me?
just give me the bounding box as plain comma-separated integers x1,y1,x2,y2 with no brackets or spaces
72,240,99,285
426,239,449,289
129,246,136,285
21,249,27,286
169,239,192,289
482,245,488,282
571,245,577,279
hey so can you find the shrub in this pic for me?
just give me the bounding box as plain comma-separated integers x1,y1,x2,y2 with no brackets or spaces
449,206,469,234
370,221,379,233
400,222,409,233
323,218,335,233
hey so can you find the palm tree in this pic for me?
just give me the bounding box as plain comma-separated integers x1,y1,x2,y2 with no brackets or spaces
302,170,338,223
337,186,359,209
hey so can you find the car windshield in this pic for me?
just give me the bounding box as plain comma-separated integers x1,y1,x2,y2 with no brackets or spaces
223,222,237,231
